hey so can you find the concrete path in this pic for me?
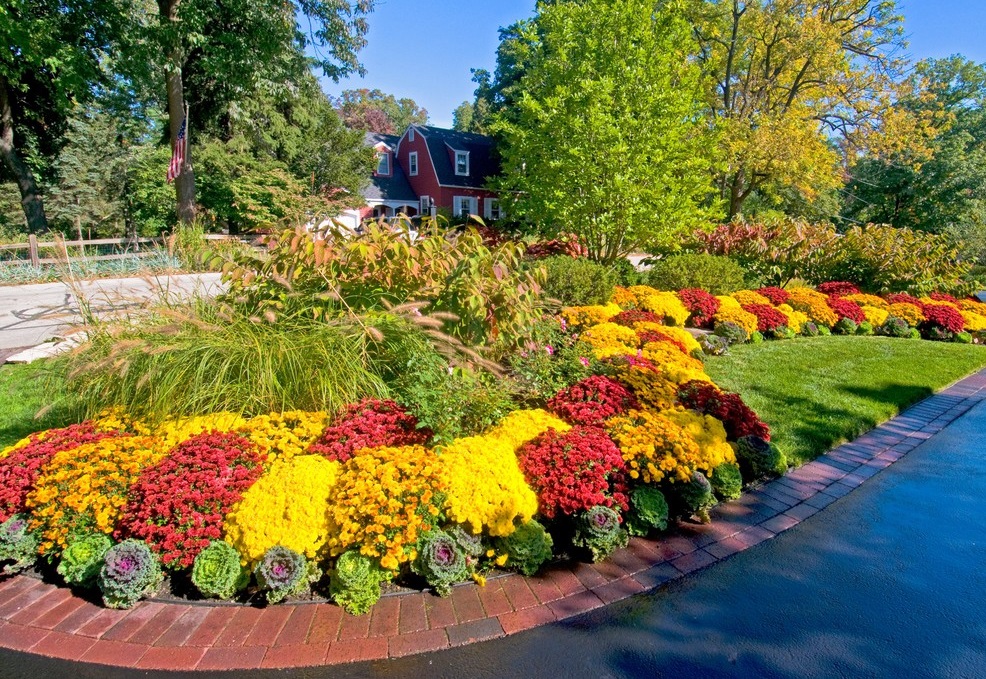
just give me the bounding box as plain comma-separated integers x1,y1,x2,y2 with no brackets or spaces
0,274,223,350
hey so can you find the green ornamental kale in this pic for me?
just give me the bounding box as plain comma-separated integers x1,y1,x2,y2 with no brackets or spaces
192,541,249,600
98,540,163,609
735,435,788,479
678,471,716,523
710,462,744,501
448,524,485,558
572,505,628,562
879,316,910,337
0,515,39,575
330,550,387,616
494,519,554,576
58,533,113,587
625,487,669,537
833,318,858,335
412,529,469,597
254,546,316,604
713,321,748,345
801,321,820,337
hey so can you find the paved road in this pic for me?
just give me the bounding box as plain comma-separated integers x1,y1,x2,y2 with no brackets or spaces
0,274,223,350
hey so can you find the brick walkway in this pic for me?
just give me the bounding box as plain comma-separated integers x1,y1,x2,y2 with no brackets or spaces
2,369,985,672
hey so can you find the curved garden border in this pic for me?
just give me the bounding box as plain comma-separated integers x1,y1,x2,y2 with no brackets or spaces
1,368,984,672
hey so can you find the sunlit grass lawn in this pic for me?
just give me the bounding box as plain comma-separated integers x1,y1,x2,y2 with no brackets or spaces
0,362,78,449
705,336,986,467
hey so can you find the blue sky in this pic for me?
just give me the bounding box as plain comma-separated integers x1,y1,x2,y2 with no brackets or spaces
321,1,986,128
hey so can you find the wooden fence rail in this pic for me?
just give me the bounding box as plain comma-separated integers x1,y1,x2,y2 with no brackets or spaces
0,234,253,266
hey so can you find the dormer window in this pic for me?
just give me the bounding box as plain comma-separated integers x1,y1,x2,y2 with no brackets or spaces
376,152,390,176
409,128,415,142
409,152,418,176
455,151,469,176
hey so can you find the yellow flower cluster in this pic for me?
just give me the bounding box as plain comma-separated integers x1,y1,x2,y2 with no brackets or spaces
862,306,889,327
637,291,690,326
581,322,640,358
959,299,986,315
716,295,742,310
614,363,680,411
776,304,808,334
238,411,328,464
640,344,710,386
961,311,986,332
484,409,571,451
713,306,759,336
843,293,887,309
153,412,248,451
93,408,153,435
439,435,538,537
224,455,340,565
0,435,36,461
651,325,702,355
663,409,736,474
610,287,638,307
886,302,925,327
560,303,622,328
26,436,166,554
729,290,771,306
326,445,446,571
606,409,702,484
787,288,838,327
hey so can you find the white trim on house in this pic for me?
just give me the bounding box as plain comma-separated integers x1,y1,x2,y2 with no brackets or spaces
454,150,470,176
376,152,390,176
409,127,415,142
420,195,432,213
484,198,501,220
409,151,418,176
453,196,478,219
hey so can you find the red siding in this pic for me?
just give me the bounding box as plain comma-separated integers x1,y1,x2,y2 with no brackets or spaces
396,130,440,204
440,188,499,217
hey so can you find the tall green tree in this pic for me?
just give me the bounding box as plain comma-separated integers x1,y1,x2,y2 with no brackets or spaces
333,88,428,134
493,0,717,262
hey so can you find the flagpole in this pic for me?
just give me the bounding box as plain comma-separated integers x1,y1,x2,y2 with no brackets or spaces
183,102,190,173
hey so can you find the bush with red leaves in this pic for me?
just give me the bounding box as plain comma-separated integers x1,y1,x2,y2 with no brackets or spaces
677,288,720,328
929,292,960,304
636,330,689,355
118,431,265,568
517,426,628,519
0,422,124,522
817,282,860,297
525,234,587,259
308,399,432,462
677,381,770,441
611,310,662,327
920,304,965,336
756,287,791,306
886,292,922,306
741,304,789,332
826,297,866,324
547,376,639,427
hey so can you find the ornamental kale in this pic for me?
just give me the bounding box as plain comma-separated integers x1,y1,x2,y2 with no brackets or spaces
191,541,249,600
0,515,39,575
735,435,788,479
625,487,669,537
98,540,163,609
494,520,554,576
713,321,748,345
677,471,716,523
801,321,820,337
330,550,387,616
255,546,316,604
58,534,113,587
700,335,730,356
572,505,628,562
412,529,469,597
448,524,484,558
833,317,858,335
710,463,743,501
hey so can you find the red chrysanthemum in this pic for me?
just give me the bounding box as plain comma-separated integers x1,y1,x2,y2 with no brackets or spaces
611,310,662,328
677,288,721,328
886,292,922,306
547,376,639,427
929,292,960,304
756,287,791,306
818,282,861,297
308,399,431,462
741,303,789,332
677,380,770,441
636,329,689,355
920,304,965,335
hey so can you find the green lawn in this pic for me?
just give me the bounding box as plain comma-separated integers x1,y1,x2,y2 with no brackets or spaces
0,362,79,449
705,336,986,466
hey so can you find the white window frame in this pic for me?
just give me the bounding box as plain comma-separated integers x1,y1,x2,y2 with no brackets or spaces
484,198,501,221
408,151,418,176
455,151,470,176
376,152,390,175
419,195,431,213
409,128,415,142
454,196,478,219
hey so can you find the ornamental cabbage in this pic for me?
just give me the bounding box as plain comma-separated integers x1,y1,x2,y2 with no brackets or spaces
735,435,788,479
625,487,669,537
494,520,554,576
0,515,39,575
330,550,386,616
255,545,315,604
572,506,628,563
58,534,113,587
191,541,249,600
412,529,469,597
677,471,716,523
710,463,743,501
98,540,163,609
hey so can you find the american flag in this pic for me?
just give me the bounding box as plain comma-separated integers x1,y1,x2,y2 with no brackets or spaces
166,115,186,183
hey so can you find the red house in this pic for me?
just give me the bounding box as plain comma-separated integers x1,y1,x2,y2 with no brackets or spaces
338,125,502,228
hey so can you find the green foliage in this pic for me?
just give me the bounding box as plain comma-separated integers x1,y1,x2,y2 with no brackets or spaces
833,318,859,335
607,258,645,287
505,317,596,403
735,436,788,480
540,256,616,306
58,534,113,587
572,506,628,562
677,471,716,523
98,540,164,609
714,321,749,345
710,463,743,502
191,541,249,600
412,529,470,597
254,546,316,604
879,317,911,338
494,520,554,576
625,487,669,537
491,0,716,262
330,550,387,616
0,515,39,575
645,254,749,294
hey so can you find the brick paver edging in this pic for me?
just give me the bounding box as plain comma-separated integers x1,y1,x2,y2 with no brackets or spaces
2,369,985,671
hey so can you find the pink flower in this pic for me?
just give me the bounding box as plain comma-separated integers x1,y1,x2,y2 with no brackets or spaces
579,356,589,367
545,345,554,356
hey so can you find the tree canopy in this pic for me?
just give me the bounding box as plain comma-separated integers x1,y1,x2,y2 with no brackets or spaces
333,89,428,134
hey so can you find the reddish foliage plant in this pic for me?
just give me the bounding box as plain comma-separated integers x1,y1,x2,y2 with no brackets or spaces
517,426,628,519
611,310,662,327
817,282,861,297
118,431,265,568
525,233,587,259
741,304,789,332
920,304,965,335
308,399,431,462
677,288,721,328
0,422,124,522
826,297,866,324
547,376,639,427
756,287,791,306
677,380,770,441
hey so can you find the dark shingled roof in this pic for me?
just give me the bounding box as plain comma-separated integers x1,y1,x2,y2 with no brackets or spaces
418,126,498,189
363,132,417,203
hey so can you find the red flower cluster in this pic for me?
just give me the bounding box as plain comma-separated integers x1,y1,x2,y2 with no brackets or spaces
756,287,791,306
118,431,264,568
677,380,770,441
817,282,860,297
741,304,789,332
929,292,960,304
886,292,922,306
547,376,639,426
611,310,662,327
517,426,628,519
920,304,965,335
677,288,720,328
0,422,123,521
636,330,689,355
826,297,866,324
308,399,431,462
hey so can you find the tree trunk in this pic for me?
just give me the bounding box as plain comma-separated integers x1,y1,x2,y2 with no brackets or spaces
0,77,49,234
727,170,746,218
160,0,196,224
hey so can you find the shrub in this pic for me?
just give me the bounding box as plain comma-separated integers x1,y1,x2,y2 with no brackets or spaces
710,463,743,501
0,515,39,575
676,288,721,328
191,541,249,600
412,529,470,597
818,282,860,296
546,376,639,427
700,335,730,356
330,550,387,616
735,435,787,479
494,520,554,576
255,546,316,604
99,540,163,609
540,256,616,306
741,304,789,333
625,487,669,537
572,506,628,562
676,471,716,523
58,534,113,587
756,287,791,305
645,254,748,294
677,381,770,441
308,399,431,463
713,321,748,345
